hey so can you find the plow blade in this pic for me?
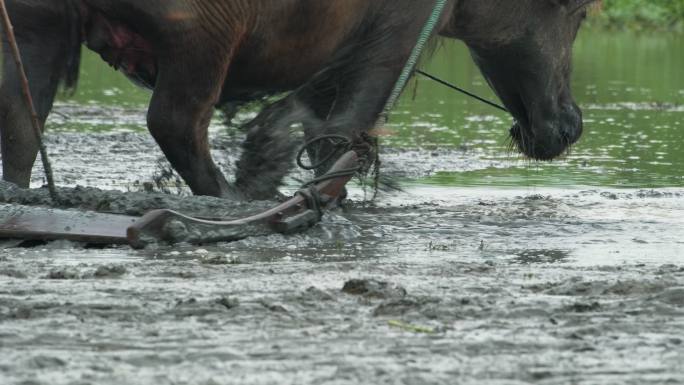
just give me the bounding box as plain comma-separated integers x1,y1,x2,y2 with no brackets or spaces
0,151,358,248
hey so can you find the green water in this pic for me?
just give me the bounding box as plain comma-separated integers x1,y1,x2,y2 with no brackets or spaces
61,30,684,189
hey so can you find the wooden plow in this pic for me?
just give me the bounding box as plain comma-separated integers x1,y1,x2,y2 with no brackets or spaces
0,152,359,249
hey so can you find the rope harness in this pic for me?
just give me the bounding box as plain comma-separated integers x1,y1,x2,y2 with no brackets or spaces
296,134,375,187
298,0,508,207
415,70,508,112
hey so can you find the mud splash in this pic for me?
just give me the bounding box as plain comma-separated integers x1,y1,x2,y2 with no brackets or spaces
0,181,274,218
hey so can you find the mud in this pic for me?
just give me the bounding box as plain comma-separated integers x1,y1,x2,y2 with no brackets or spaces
1,102,683,384
0,181,274,219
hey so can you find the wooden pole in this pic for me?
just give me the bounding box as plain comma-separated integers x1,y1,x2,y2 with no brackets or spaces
0,0,58,202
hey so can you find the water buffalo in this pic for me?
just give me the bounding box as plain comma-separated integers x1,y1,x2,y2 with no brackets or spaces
0,0,596,199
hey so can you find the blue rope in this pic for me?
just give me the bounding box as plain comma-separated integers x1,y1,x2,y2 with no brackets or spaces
377,0,449,125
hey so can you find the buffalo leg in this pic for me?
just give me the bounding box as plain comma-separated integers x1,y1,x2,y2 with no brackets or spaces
234,57,409,197
147,57,237,198
0,0,79,188
233,96,314,200
0,45,52,188
300,67,403,178
300,1,439,177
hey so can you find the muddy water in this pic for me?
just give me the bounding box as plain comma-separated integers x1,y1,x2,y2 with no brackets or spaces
1,31,684,384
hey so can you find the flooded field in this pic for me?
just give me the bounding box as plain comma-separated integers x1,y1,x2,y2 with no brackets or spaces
1,31,684,384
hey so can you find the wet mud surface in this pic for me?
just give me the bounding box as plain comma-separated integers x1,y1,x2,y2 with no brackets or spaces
1,105,684,384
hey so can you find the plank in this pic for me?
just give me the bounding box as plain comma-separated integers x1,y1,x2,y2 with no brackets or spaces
0,205,136,244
